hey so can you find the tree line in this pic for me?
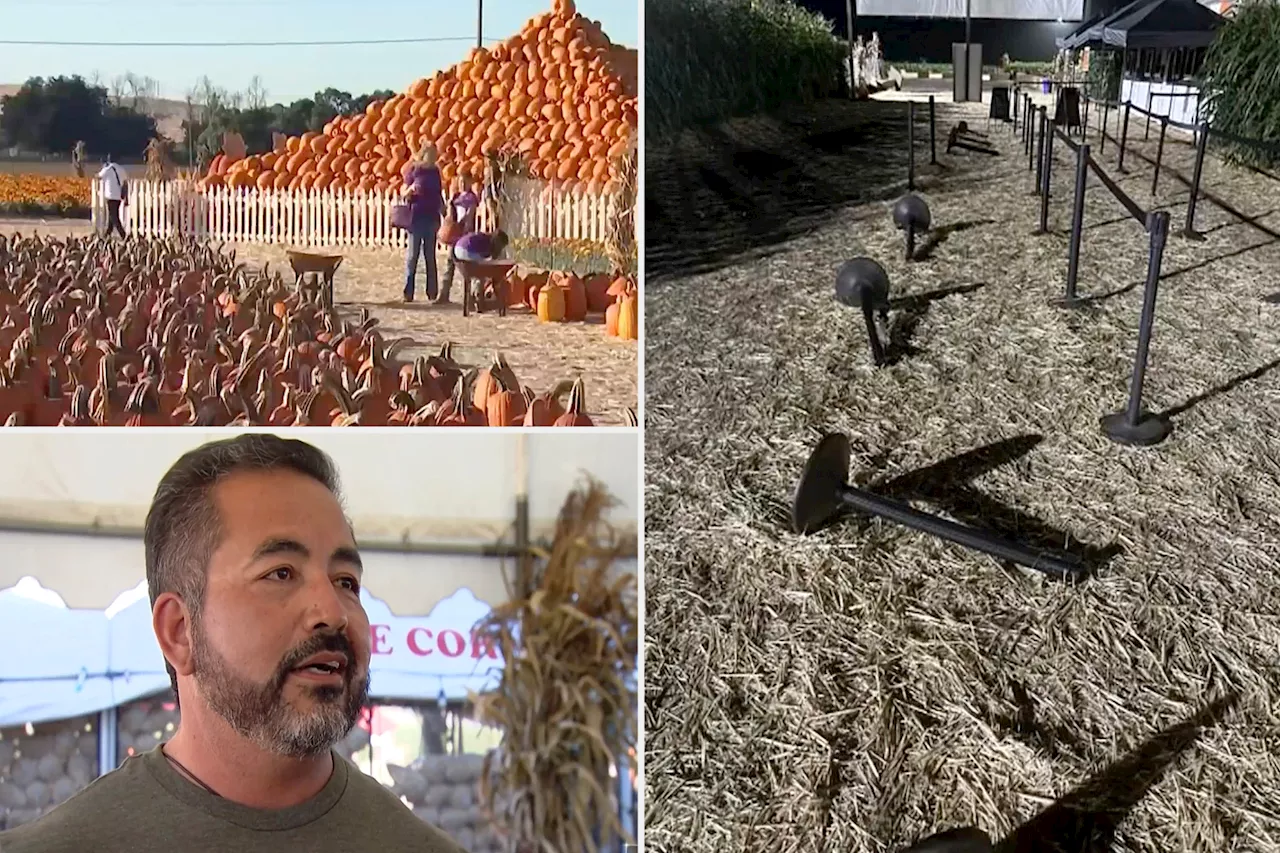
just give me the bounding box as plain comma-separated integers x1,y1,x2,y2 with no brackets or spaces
0,74,397,168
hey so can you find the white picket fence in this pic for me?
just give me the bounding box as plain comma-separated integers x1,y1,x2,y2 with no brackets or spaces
90,177,630,249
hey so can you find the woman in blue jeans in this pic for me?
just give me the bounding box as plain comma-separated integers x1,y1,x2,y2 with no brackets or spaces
401,142,445,303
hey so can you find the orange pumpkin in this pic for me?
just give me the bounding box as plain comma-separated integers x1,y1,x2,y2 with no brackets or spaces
559,273,588,322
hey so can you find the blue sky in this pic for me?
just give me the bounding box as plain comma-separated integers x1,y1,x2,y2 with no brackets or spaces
1,0,638,104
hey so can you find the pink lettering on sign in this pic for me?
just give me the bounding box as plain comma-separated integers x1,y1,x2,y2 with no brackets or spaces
437,630,465,658
370,624,393,655
367,624,502,660
406,628,435,656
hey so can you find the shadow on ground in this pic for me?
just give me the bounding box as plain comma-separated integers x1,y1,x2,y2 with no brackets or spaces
646,101,959,282
897,691,1241,853
993,691,1241,853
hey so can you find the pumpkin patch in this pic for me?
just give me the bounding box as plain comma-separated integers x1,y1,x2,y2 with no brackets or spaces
0,233,623,427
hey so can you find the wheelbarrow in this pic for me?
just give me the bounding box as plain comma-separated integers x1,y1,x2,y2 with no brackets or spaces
456,258,517,318
286,249,344,309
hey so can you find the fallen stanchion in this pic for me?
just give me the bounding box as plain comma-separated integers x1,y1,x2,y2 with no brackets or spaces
946,126,1000,156
834,258,891,366
790,433,1089,581
892,193,932,261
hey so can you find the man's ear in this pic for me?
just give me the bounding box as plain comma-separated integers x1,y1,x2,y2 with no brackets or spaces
153,593,196,677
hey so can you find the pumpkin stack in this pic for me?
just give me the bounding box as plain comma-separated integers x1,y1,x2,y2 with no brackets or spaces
201,0,637,195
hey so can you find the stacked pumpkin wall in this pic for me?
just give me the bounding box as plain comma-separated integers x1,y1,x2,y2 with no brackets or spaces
202,0,637,197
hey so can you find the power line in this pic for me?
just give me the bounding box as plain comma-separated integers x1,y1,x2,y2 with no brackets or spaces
0,35,504,47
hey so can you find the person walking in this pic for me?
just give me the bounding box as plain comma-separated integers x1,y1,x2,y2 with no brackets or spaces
400,143,445,303
97,154,129,238
435,170,480,305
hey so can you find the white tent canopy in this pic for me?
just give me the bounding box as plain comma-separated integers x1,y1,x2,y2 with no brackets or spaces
0,431,639,726
0,431,638,611
856,0,1084,19
0,582,521,727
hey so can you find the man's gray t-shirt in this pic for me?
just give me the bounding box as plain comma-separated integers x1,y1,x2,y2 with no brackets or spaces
0,746,464,852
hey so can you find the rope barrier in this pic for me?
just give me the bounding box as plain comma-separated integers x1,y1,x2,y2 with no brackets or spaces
1082,93,1280,156
1086,158,1149,227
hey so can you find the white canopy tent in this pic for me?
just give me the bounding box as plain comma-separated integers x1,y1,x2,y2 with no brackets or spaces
856,0,1084,20
0,430,639,612
0,430,639,729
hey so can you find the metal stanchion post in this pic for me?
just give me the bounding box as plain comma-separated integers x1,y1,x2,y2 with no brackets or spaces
1181,122,1209,241
1118,102,1131,172
1100,211,1173,447
1152,116,1168,196
1055,142,1090,306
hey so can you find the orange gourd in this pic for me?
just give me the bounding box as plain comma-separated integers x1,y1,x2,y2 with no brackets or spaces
616,288,638,340
536,282,566,322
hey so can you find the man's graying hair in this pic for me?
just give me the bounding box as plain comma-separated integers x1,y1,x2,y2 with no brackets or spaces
144,434,342,704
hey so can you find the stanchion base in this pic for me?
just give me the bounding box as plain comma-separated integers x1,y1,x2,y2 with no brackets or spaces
1049,295,1087,309
1100,410,1172,447
791,433,852,534
1179,228,1206,242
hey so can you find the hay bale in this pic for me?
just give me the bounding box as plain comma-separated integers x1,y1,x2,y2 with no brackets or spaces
36,754,62,784
23,780,50,809
412,805,441,826
437,807,472,831
416,755,448,784
449,784,475,810
0,781,27,809
422,784,451,807
65,753,93,787
17,736,52,760
50,778,78,805
387,763,427,804
10,757,38,787
52,730,78,758
444,757,482,784
453,828,475,851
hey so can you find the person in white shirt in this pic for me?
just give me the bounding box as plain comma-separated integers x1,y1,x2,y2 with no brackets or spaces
97,154,129,238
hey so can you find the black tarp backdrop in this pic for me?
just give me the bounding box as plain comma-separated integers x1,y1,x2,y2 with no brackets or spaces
799,0,1136,62
1101,0,1223,47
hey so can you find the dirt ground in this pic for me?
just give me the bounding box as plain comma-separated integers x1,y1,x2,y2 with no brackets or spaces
644,96,1280,853
0,217,638,425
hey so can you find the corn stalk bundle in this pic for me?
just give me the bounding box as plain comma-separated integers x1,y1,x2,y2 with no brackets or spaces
472,478,638,853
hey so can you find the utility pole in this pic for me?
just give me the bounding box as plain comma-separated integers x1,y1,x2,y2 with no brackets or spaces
477,0,483,48
846,0,855,97
964,0,973,100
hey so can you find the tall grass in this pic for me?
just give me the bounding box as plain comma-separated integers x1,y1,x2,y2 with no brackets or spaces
1200,0,1280,167
646,0,846,142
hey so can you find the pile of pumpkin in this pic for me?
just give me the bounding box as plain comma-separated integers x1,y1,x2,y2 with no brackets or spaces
506,269,637,339
0,232,635,427
0,174,92,215
202,0,637,195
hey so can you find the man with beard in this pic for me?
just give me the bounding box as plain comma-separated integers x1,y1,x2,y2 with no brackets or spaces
0,434,464,852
